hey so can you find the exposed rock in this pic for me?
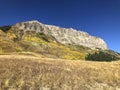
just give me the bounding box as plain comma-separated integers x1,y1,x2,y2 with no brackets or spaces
13,20,108,50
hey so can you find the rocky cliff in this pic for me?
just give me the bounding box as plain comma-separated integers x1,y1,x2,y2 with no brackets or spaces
13,20,107,50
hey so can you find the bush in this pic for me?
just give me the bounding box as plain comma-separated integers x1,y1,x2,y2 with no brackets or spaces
85,51,119,62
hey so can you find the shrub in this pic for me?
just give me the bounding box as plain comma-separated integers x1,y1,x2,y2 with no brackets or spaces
85,51,120,62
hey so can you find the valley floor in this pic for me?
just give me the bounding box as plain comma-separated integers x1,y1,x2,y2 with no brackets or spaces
0,54,120,90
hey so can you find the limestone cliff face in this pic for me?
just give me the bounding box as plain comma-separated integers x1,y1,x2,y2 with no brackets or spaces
13,20,108,50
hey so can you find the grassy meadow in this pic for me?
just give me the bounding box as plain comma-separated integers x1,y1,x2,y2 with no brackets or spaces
0,54,120,90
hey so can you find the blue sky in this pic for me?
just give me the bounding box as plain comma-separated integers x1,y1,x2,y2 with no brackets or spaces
0,0,120,52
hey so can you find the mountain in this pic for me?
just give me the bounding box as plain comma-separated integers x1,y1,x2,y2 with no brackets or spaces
0,20,119,60
13,20,107,50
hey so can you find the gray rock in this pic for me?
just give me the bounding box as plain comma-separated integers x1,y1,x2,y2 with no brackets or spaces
13,20,108,50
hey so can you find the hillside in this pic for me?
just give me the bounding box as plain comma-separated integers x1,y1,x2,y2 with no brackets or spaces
0,28,88,59
0,21,120,61
0,55,120,90
0,24,87,60
0,21,107,59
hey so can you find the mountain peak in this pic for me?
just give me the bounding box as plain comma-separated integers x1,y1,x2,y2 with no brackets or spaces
25,20,42,24
13,20,108,50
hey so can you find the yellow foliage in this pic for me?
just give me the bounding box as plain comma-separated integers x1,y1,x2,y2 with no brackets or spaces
6,28,17,40
63,50,87,60
45,42,87,60
7,32,16,40
24,36,47,45
0,48,4,54
15,47,23,52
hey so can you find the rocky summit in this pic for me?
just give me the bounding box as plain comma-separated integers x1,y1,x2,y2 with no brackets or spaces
13,20,107,50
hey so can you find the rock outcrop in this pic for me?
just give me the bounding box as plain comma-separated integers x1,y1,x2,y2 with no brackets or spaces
13,20,108,50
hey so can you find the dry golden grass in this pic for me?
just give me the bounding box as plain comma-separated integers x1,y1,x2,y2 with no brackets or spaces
0,55,120,90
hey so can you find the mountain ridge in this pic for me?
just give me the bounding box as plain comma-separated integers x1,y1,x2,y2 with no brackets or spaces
12,20,108,50
0,20,120,60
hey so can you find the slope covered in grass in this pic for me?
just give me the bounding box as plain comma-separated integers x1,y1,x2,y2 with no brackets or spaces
0,30,22,53
0,26,120,61
0,55,120,90
0,27,90,60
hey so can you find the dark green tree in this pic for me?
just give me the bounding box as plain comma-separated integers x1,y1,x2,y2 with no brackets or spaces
85,51,119,62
